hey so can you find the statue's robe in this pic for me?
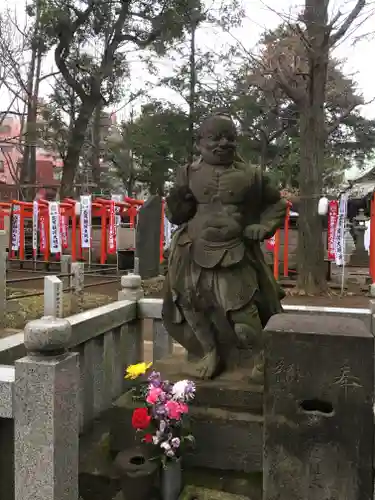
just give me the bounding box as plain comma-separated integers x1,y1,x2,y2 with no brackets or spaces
162,158,287,357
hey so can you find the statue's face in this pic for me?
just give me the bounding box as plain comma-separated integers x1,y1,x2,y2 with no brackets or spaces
197,117,237,165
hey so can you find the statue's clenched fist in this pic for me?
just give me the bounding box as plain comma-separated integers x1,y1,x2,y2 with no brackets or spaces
244,224,268,242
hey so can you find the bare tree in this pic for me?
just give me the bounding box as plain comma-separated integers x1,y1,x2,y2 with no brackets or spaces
248,0,368,294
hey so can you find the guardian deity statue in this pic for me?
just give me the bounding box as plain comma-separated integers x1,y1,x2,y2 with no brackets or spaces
162,114,287,380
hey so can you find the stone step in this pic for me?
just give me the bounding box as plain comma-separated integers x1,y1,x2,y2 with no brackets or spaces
179,486,252,500
110,392,263,473
184,406,262,473
183,467,261,500
111,468,261,500
153,355,263,414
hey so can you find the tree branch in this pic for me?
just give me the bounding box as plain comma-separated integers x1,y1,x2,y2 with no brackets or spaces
54,2,96,101
329,0,366,46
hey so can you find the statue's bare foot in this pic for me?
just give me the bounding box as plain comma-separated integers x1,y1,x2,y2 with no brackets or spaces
250,363,264,383
185,349,221,380
249,354,264,383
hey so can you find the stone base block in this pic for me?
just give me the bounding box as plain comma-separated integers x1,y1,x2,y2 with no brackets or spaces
110,356,263,474
180,486,251,500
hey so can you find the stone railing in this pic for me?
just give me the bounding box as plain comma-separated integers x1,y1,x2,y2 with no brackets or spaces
138,297,375,336
0,273,375,500
0,282,145,500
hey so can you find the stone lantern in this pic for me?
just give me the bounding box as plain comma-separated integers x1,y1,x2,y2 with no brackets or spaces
349,208,369,267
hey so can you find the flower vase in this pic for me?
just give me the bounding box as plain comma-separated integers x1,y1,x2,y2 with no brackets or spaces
114,447,158,500
161,458,182,500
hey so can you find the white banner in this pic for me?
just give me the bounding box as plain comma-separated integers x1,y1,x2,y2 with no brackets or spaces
11,205,20,251
49,202,61,254
80,195,91,249
164,215,177,248
334,194,348,266
111,194,122,227
32,200,39,256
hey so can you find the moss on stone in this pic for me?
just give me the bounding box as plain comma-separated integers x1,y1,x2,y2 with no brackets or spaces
179,485,251,500
1,288,113,335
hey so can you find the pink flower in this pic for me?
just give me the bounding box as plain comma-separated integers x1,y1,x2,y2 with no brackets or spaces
146,387,163,404
165,400,189,420
179,403,189,414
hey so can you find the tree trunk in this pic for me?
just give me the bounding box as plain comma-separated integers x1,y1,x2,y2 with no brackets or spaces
188,18,197,163
28,44,43,199
90,103,102,188
297,51,329,294
60,99,96,198
21,38,38,192
260,131,268,171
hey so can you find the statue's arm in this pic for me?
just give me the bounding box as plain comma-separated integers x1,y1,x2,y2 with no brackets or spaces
165,165,197,225
259,172,288,239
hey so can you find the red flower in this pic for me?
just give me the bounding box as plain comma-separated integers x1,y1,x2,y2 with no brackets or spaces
132,407,151,430
144,434,153,443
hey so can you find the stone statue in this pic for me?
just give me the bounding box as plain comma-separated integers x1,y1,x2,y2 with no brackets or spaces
162,114,287,380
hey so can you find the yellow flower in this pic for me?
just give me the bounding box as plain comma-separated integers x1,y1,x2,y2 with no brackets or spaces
125,362,152,380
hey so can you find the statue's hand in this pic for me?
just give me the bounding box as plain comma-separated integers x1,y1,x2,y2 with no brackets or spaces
244,224,268,242
184,192,194,201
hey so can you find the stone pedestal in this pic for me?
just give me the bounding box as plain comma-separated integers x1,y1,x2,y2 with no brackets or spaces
263,313,374,500
110,354,263,474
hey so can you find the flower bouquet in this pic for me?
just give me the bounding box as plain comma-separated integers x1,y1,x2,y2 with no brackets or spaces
126,362,196,463
125,362,196,500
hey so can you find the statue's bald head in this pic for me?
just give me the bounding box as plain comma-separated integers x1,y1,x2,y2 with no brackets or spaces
196,113,237,166
197,113,237,141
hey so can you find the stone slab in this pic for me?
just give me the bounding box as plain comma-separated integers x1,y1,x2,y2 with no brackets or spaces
153,355,263,414
135,195,162,279
179,486,251,500
44,275,63,317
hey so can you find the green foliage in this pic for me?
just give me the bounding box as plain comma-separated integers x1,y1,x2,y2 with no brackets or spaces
111,101,190,194
24,0,208,195
32,0,206,105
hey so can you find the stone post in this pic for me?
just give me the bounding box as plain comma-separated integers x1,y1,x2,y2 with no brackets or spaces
134,256,139,274
44,276,63,318
14,317,79,500
118,274,144,301
71,262,84,314
263,313,374,500
60,254,72,289
0,230,7,326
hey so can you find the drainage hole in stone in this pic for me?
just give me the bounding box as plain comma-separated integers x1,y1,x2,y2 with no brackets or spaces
130,455,146,465
299,399,334,415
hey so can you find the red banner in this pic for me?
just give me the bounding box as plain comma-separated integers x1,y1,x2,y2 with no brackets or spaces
108,201,117,254
327,200,338,261
39,214,47,253
265,234,276,252
60,215,69,249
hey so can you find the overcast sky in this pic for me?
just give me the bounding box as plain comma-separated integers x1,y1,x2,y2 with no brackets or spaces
1,0,374,177
143,0,375,120
2,0,374,113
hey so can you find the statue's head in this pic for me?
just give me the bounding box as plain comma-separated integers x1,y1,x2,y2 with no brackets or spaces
196,114,237,165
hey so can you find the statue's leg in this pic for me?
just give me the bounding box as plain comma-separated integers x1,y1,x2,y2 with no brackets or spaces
229,302,264,381
179,302,222,380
